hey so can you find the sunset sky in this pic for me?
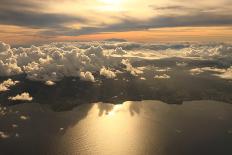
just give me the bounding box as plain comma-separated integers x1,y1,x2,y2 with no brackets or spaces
1,0,232,45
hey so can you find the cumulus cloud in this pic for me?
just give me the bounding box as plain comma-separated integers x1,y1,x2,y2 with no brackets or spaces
121,59,143,76
100,67,116,79
0,42,113,82
0,79,19,92
183,44,232,59
8,92,33,101
80,71,95,82
0,41,232,83
112,47,127,55
0,42,22,76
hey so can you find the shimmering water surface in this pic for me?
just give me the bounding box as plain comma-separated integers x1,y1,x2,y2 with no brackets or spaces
1,100,232,155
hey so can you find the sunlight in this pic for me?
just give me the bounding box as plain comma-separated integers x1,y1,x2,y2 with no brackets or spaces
107,104,123,116
99,0,122,5
98,0,123,11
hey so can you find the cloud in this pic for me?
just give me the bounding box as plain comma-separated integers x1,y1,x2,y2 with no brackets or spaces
104,38,127,42
189,68,204,75
0,0,87,29
112,47,127,55
0,79,19,92
0,10,86,29
20,115,29,120
140,77,146,80
80,71,95,82
192,67,232,79
155,67,172,72
121,59,143,76
154,74,170,79
100,67,117,79
0,131,9,139
150,5,190,10
45,80,56,86
214,67,232,79
41,12,232,36
0,41,111,82
0,41,11,52
8,92,33,101
189,66,232,80
0,41,232,83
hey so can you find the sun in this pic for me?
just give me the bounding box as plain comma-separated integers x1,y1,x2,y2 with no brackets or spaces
98,0,123,11
99,0,122,5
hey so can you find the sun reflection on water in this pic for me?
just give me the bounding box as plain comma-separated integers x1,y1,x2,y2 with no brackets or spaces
49,100,232,155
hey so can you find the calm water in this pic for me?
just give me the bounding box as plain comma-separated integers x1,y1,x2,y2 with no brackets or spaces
1,100,232,155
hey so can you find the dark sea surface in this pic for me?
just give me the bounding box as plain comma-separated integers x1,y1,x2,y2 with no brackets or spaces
0,100,232,155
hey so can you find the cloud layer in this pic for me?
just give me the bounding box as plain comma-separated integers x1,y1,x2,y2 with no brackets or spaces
0,41,232,83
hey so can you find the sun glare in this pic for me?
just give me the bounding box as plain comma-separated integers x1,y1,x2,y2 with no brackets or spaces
98,0,123,11
100,0,121,5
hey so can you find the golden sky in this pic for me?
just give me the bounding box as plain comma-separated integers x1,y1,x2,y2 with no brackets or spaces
0,0,232,45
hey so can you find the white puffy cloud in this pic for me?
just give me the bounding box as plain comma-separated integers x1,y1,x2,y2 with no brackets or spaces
0,42,22,76
0,60,22,76
112,47,127,55
121,59,143,76
0,41,10,52
0,41,232,83
100,67,116,79
0,42,110,82
8,92,33,101
0,79,19,92
80,71,95,82
184,44,232,59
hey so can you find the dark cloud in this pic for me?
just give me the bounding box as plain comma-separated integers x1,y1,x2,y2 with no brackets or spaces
150,4,232,15
0,10,86,28
150,5,190,10
0,0,87,28
41,12,232,36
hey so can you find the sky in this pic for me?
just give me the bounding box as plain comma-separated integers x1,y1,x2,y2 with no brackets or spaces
0,0,232,45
